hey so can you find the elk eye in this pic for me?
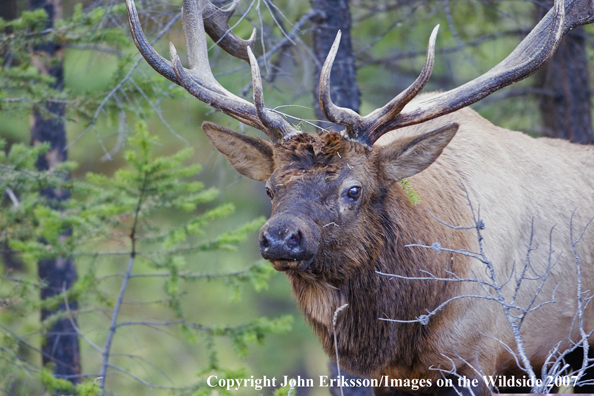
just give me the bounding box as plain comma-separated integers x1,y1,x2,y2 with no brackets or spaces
347,186,361,200
266,187,275,199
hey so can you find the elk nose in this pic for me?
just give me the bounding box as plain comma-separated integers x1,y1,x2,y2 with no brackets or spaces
259,218,316,261
259,227,304,260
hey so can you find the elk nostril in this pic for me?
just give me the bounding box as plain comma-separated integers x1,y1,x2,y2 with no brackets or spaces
260,233,270,250
286,231,301,249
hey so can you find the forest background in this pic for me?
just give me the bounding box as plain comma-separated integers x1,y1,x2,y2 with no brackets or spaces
1,0,593,395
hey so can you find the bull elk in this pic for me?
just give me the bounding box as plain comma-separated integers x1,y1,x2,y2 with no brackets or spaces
125,0,594,394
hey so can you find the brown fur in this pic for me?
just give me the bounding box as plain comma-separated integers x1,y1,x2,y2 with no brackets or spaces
203,98,594,395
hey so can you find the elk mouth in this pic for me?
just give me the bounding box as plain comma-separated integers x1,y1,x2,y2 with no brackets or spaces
270,257,315,272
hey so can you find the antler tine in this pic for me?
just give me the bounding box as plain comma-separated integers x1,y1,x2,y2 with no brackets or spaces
362,25,438,143
247,47,298,141
319,31,365,139
127,0,298,143
201,0,257,63
320,26,437,147
365,0,565,144
169,40,294,141
182,0,225,93
168,42,257,128
125,0,178,84
183,0,292,140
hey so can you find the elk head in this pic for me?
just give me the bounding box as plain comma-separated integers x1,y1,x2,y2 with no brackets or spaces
126,0,565,280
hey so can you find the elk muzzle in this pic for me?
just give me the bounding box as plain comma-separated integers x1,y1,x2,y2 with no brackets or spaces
259,215,320,271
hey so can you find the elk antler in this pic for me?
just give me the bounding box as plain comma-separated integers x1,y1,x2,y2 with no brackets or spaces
125,0,298,142
201,0,256,63
320,26,438,145
320,0,566,147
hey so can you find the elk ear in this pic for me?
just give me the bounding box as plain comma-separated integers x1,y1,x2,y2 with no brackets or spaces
377,123,459,181
202,121,274,181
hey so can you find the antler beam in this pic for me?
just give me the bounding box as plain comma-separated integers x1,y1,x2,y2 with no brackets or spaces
320,0,567,147
125,0,298,142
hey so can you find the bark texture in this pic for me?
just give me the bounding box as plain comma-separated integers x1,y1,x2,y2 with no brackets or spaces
310,0,360,128
535,1,593,144
0,0,18,22
27,0,81,384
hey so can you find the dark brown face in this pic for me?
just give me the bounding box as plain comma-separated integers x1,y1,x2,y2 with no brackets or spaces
201,121,459,280
258,133,376,273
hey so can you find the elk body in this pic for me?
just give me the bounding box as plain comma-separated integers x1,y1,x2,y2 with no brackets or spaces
126,0,594,394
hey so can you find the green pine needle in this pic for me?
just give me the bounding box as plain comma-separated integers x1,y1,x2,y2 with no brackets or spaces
400,178,421,205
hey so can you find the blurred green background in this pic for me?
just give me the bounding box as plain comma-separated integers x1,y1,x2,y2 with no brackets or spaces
1,0,593,394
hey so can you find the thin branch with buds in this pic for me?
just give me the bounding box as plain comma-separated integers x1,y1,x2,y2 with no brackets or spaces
377,187,594,392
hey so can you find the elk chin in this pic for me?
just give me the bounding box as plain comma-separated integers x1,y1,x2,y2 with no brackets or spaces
270,256,315,272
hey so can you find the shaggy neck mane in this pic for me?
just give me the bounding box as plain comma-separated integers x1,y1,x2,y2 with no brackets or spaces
286,183,464,375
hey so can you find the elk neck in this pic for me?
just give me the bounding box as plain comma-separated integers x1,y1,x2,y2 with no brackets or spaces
277,135,472,375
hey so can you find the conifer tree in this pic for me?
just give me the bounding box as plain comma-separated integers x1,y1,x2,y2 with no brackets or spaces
1,4,290,394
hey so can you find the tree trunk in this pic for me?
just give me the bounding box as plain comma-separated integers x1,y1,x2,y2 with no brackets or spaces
27,0,81,385
535,2,593,144
310,0,360,128
0,0,17,22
